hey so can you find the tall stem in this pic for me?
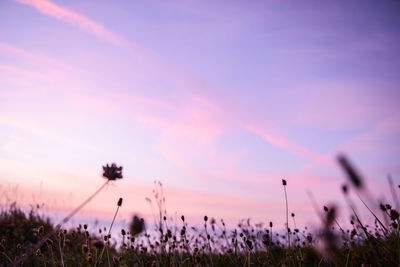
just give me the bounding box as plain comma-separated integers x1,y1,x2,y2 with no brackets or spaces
96,204,120,266
15,180,110,266
284,185,290,248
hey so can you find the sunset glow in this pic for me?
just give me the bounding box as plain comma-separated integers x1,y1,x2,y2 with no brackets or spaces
1,0,400,230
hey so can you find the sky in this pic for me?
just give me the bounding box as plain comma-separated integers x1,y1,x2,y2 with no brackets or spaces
1,0,400,231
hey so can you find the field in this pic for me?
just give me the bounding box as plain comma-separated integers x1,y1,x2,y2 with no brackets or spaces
1,158,399,267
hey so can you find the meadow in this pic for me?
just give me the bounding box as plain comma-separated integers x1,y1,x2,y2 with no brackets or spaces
1,157,399,267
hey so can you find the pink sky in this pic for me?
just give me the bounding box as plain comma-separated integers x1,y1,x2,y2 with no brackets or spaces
1,0,400,230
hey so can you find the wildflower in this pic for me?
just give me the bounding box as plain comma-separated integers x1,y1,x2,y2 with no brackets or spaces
117,197,123,207
102,163,123,181
181,215,185,222
204,215,208,222
282,179,287,186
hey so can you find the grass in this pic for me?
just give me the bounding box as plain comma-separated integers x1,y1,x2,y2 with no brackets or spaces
0,157,400,266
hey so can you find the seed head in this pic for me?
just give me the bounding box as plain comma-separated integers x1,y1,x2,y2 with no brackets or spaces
181,215,185,222
38,225,44,236
390,210,399,221
102,163,123,181
380,204,387,212
82,244,89,254
204,215,208,222
129,215,145,236
337,155,363,189
113,256,121,264
342,184,348,194
45,238,53,247
91,239,104,249
282,179,287,186
118,197,123,207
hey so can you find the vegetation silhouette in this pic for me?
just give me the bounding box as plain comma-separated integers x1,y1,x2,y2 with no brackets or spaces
1,157,400,266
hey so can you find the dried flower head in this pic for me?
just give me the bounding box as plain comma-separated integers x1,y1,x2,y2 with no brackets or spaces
102,163,123,181
282,179,287,186
118,197,123,207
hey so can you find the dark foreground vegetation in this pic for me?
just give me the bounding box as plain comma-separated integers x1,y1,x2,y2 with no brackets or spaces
1,157,400,266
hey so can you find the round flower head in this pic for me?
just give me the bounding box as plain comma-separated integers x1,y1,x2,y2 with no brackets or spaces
103,163,123,181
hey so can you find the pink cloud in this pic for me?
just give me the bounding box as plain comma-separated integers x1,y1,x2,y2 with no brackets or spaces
0,64,47,81
15,0,129,48
0,42,46,62
247,125,331,167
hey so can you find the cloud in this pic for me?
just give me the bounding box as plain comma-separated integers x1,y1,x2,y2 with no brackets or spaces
15,0,129,48
247,125,330,164
0,64,47,81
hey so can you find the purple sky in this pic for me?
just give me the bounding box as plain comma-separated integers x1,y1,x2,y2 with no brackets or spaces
1,0,400,229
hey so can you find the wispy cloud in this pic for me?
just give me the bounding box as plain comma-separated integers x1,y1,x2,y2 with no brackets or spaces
15,0,129,48
0,64,47,81
247,125,329,164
